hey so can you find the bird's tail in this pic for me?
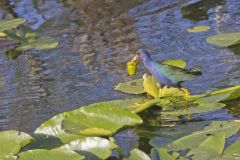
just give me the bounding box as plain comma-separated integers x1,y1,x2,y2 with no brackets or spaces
187,67,202,75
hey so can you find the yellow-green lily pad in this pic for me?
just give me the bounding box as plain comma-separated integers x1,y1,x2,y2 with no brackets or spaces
206,32,240,47
187,26,210,33
0,18,25,32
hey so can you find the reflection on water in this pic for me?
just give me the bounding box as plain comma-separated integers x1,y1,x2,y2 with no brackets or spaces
0,0,240,156
181,0,225,21
10,0,63,29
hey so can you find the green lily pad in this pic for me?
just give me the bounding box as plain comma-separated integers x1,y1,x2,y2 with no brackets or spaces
159,85,240,116
187,26,210,33
62,102,143,136
151,148,180,160
19,25,38,40
60,137,117,159
206,32,240,47
4,24,58,51
18,149,84,160
223,140,240,159
187,132,225,160
109,98,159,113
149,121,210,148
161,93,229,116
0,130,33,158
166,121,240,151
114,79,145,95
161,59,186,68
190,85,240,102
1,156,17,160
109,98,147,110
187,132,240,160
152,121,240,160
0,19,25,32
124,149,151,160
17,36,58,51
34,113,83,144
161,102,225,116
131,98,161,113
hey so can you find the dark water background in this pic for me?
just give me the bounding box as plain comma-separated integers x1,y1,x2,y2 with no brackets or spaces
0,0,240,155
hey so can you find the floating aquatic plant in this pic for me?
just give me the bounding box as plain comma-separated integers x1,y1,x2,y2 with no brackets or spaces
5,25,58,51
187,26,210,33
206,32,240,47
0,18,58,59
0,18,25,32
0,130,33,159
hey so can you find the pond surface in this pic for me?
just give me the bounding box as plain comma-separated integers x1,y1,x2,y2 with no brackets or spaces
0,0,240,155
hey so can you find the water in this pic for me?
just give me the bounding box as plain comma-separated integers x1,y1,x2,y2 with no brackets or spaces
0,0,240,155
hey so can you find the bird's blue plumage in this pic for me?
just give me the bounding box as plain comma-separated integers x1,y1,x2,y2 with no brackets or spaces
137,49,199,87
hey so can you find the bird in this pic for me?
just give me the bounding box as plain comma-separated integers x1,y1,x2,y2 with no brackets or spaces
134,49,201,99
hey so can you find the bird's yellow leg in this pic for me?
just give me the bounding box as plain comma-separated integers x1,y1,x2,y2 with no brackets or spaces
180,88,190,101
159,88,162,97
156,83,164,97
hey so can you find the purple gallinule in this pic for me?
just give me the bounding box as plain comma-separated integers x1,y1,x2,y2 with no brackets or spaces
134,49,201,98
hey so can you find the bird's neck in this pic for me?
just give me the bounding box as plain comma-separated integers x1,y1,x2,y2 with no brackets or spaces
143,57,152,67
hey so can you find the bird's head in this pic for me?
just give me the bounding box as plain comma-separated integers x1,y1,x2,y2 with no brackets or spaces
134,49,151,61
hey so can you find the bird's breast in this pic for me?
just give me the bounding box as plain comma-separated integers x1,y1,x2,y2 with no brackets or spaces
147,63,173,86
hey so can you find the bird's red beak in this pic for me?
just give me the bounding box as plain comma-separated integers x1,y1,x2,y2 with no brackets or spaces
133,53,139,61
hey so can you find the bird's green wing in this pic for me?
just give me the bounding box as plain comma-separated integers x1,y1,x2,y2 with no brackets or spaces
153,61,197,84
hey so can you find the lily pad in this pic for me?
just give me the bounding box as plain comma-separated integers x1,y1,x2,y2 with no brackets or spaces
161,59,186,68
130,98,161,113
0,18,25,32
223,140,240,159
34,113,83,144
166,121,240,151
60,137,117,159
124,149,151,160
109,98,147,110
187,132,240,160
190,85,240,102
19,25,38,40
17,36,58,51
114,78,145,94
4,25,58,51
187,132,225,160
0,130,33,158
1,156,17,160
161,102,225,116
187,26,210,33
151,148,180,160
206,32,240,47
18,149,84,160
109,98,159,113
62,102,143,136
149,121,210,148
